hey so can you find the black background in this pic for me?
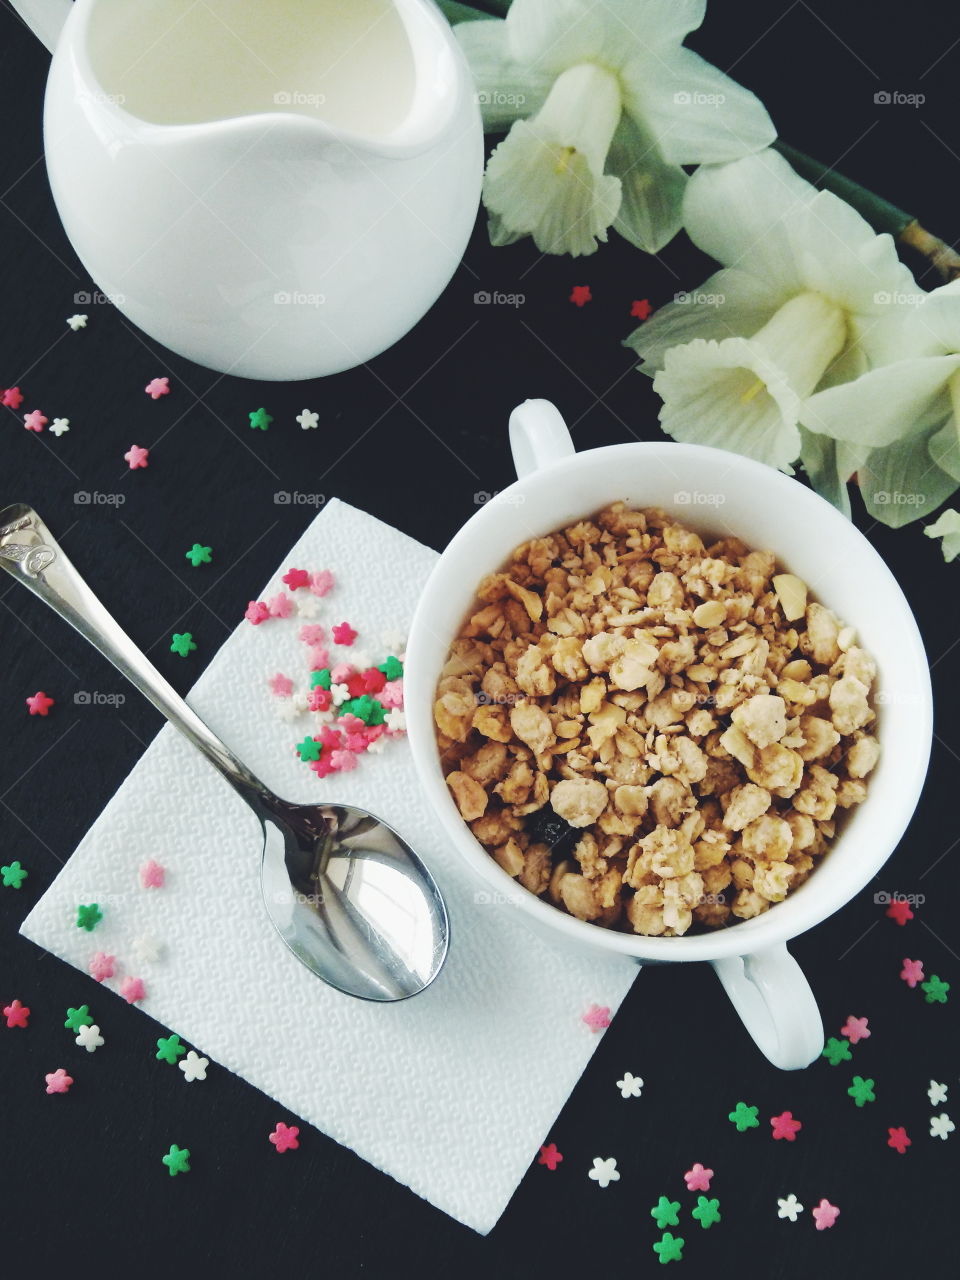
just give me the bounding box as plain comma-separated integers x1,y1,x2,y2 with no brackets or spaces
2,2,959,1277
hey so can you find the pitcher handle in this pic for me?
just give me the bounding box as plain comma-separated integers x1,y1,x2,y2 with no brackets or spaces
509,398,576,478
712,944,824,1070
8,0,72,53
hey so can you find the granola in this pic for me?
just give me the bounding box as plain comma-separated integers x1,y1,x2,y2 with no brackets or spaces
434,504,879,936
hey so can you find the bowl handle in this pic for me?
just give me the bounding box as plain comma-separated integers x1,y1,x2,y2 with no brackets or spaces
509,399,576,479
712,944,823,1070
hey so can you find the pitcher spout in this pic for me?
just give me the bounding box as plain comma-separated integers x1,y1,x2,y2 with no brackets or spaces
71,0,466,160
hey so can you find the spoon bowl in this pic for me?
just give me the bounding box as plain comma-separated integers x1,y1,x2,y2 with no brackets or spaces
0,504,448,1001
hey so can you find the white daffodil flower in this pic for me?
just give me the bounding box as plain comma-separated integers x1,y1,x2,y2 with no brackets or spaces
457,0,775,256
627,148,923,486
799,281,960,526
926,510,960,561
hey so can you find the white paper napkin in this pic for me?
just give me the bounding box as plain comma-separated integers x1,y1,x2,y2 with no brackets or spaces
21,498,640,1234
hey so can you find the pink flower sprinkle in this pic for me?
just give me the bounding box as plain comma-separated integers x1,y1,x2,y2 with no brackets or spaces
2,386,25,408
338,714,365,734
23,409,48,432
88,952,116,982
331,622,357,646
26,691,55,716
811,1199,839,1231
841,1015,870,1045
267,593,292,619
684,1164,713,1192
307,647,329,670
45,1068,74,1095
582,1004,611,1033
329,749,358,772
900,958,924,988
309,757,334,778
538,1143,563,1170
245,601,270,625
319,725,343,750
345,732,368,753
144,376,170,399
3,999,30,1028
309,570,334,597
307,688,331,712
140,859,165,889
379,679,404,709
268,672,294,698
365,725,386,745
282,568,311,591
124,444,150,469
330,662,354,684
269,1122,300,1153
120,977,146,1004
770,1111,802,1141
299,624,325,647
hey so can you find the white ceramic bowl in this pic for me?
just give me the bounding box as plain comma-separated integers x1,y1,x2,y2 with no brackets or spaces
406,400,933,1069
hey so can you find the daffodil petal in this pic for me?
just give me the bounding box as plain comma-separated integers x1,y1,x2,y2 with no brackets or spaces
504,0,607,72
924,507,960,561
506,0,710,76
601,0,707,46
800,356,960,448
607,112,686,254
681,149,814,295
652,335,803,471
628,47,775,165
784,191,922,319
455,19,551,130
798,429,867,518
859,431,959,528
928,415,960,482
914,280,960,353
625,266,775,370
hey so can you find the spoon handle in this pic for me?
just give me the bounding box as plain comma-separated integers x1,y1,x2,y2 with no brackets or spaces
0,504,270,811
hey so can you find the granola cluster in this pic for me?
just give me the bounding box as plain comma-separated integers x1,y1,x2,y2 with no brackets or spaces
434,504,879,936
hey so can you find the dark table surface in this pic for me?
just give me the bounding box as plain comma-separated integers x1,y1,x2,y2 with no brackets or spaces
2,2,958,1276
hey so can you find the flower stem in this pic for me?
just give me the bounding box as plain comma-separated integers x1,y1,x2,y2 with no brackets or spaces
774,140,960,282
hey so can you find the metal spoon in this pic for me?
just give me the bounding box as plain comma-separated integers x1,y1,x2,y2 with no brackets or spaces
0,504,448,1001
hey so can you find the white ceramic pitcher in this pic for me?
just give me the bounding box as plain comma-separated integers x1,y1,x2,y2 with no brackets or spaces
11,0,483,379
